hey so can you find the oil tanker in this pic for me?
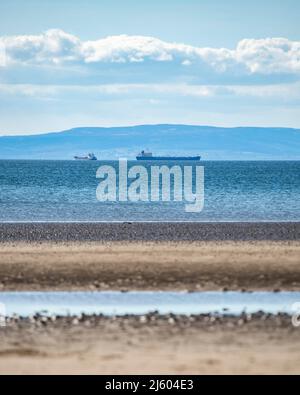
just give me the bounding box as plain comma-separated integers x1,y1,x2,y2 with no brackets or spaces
136,150,201,161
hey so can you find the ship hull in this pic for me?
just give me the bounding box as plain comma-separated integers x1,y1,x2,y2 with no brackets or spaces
136,156,201,161
74,157,97,160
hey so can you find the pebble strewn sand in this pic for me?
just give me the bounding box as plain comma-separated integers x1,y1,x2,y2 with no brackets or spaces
0,312,299,374
0,222,299,242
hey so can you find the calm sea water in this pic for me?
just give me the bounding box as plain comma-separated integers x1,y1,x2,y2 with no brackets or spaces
0,160,299,222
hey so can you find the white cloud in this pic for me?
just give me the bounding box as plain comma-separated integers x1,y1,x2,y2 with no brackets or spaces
1,29,81,65
236,38,300,74
82,35,175,63
1,29,300,79
0,41,7,67
1,82,299,102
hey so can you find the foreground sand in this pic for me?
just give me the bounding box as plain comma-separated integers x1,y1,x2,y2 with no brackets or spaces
0,235,299,374
0,241,299,291
0,315,299,375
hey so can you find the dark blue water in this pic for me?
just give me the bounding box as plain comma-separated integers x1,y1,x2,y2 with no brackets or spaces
0,160,299,222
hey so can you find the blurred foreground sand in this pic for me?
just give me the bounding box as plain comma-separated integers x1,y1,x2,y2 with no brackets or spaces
0,240,299,374
0,315,299,374
0,241,299,291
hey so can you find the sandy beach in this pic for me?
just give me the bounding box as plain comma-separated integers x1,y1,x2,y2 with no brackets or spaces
0,222,299,291
0,222,299,374
0,314,299,375
0,240,299,291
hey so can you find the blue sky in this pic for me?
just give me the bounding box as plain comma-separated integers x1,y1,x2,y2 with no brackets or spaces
0,0,299,135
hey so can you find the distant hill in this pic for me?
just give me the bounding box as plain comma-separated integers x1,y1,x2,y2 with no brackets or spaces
1,124,300,160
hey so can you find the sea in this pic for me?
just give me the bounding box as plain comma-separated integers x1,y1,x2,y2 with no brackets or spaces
0,160,299,222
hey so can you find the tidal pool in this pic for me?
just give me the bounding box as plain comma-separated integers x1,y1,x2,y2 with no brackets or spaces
0,291,300,317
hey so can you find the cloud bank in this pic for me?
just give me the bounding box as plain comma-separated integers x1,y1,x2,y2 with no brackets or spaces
1,29,300,83
1,30,300,133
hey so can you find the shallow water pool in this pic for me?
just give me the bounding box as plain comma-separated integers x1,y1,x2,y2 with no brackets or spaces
0,291,300,317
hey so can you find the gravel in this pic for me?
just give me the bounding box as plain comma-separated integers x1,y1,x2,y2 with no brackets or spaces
0,222,299,242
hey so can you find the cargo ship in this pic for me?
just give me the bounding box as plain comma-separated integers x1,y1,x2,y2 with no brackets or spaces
136,150,201,161
74,153,97,160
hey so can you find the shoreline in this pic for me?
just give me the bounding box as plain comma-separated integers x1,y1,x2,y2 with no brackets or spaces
0,222,299,242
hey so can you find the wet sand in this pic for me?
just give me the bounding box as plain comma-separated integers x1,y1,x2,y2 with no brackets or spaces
0,314,299,375
0,241,299,291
